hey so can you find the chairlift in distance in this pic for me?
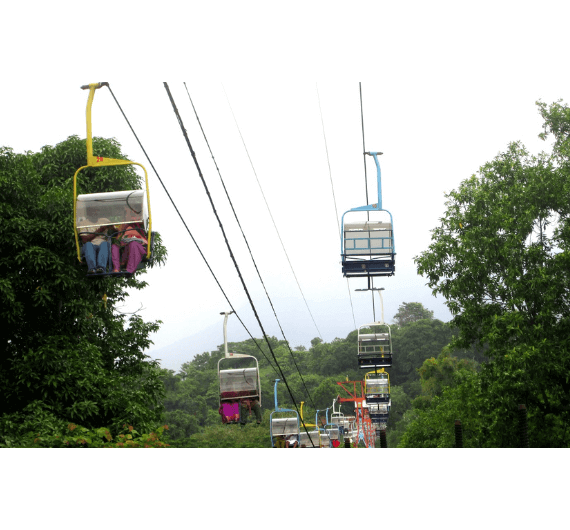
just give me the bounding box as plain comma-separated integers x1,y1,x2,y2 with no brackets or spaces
341,152,395,278
331,397,348,435
355,288,393,369
217,311,261,423
324,407,340,446
367,401,391,423
357,322,393,370
270,379,300,448
299,402,319,448
73,83,154,277
315,409,332,448
364,369,390,404
375,425,388,439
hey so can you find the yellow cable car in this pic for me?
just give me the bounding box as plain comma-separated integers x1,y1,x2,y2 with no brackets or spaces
73,83,153,276
364,369,390,404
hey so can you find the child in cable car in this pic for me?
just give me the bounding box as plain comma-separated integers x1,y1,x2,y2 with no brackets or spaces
80,205,111,274
111,208,148,274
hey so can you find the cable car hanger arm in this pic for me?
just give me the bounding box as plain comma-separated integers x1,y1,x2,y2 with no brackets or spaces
74,83,153,262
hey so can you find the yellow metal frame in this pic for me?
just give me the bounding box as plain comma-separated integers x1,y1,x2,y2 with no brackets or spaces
299,401,322,447
299,401,317,428
73,83,152,262
364,368,390,395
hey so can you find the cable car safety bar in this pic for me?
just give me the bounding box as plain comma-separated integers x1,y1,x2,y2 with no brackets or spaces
73,82,153,262
340,151,395,277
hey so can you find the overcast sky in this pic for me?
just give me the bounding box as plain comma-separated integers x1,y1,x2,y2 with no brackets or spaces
3,2,570,375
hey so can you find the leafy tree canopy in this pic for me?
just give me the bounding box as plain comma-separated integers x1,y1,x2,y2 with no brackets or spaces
392,302,434,326
0,136,167,436
412,101,570,447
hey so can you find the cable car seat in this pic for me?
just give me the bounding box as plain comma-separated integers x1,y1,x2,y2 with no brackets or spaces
79,230,155,277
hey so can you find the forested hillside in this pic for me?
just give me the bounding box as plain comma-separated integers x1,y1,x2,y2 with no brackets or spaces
0,136,170,448
3,100,570,449
160,102,570,449
158,301,479,447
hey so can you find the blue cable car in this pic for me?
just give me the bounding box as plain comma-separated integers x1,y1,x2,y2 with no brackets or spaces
341,152,395,278
270,379,300,448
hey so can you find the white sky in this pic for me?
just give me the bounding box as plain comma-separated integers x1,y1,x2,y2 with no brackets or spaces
3,0,567,512
3,2,570,374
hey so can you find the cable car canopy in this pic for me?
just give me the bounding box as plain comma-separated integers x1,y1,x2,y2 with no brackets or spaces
341,152,395,278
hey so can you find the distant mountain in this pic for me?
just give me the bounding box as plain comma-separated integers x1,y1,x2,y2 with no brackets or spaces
145,292,452,373
146,321,226,373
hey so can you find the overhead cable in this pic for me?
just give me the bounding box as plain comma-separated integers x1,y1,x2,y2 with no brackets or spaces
183,83,319,413
222,84,324,342
104,84,279,376
163,83,316,445
316,83,357,332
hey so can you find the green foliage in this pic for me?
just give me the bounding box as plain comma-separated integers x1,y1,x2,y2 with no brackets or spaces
385,385,412,447
160,302,463,447
417,347,477,399
167,413,273,448
399,371,483,448
390,317,455,395
0,401,170,447
392,302,434,326
411,101,570,447
0,136,167,441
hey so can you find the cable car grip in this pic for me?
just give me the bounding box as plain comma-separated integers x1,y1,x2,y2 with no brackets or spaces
80,82,109,90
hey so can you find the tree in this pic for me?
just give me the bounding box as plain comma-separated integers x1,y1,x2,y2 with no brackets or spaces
416,347,477,400
398,370,483,448
0,136,167,435
392,302,434,326
390,318,454,394
414,101,570,446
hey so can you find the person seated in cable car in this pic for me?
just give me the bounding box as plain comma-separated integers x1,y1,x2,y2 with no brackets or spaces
111,208,148,274
80,205,112,274
219,399,240,424
274,435,287,448
285,434,299,448
239,397,262,426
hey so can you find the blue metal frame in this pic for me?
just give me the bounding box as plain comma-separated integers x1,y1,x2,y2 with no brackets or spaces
269,379,300,447
315,409,333,448
341,152,396,277
323,408,340,446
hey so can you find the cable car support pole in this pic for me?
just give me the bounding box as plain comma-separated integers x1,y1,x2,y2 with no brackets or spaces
359,82,369,208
